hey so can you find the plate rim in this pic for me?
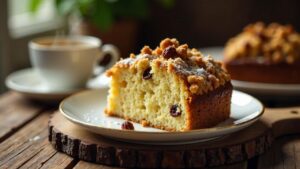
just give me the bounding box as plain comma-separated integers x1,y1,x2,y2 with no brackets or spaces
232,79,300,91
59,89,265,135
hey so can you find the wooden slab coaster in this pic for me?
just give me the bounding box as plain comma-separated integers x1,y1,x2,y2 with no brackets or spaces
49,106,300,168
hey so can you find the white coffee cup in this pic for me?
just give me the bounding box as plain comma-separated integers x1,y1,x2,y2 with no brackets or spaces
29,36,119,90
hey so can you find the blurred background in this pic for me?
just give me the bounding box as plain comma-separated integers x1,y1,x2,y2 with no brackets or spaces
1,0,300,93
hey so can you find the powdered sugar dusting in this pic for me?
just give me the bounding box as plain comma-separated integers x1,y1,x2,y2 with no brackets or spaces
175,65,208,77
173,58,208,77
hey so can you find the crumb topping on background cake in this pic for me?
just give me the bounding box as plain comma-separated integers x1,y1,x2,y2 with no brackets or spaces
224,22,300,64
107,38,231,95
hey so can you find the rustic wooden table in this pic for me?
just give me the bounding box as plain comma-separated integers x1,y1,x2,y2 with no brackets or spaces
0,91,299,169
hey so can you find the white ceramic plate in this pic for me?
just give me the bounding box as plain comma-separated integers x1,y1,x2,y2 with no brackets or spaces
5,68,110,101
200,47,300,98
232,80,300,96
59,88,264,145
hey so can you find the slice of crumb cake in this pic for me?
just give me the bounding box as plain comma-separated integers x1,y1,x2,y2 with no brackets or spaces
106,38,232,131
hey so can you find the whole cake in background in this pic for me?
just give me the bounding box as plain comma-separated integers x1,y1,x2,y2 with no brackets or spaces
106,38,232,131
224,22,300,84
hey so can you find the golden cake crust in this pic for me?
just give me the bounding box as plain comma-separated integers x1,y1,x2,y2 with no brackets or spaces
106,38,232,131
224,22,300,84
107,38,231,95
224,22,300,64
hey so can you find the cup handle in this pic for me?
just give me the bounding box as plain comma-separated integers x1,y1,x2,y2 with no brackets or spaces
95,44,120,76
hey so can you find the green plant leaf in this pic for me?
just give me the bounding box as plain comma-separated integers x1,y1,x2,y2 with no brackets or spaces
77,0,94,16
55,0,76,15
28,0,43,13
91,0,113,31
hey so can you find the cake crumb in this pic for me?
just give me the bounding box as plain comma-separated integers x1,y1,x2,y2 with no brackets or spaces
160,38,179,49
130,53,136,58
121,121,134,130
141,46,152,55
141,120,150,127
176,44,188,58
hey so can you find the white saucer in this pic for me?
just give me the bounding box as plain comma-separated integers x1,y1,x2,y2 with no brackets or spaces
5,68,110,101
59,89,264,145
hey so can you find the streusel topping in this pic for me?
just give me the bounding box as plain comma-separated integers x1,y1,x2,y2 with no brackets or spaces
107,38,231,95
224,22,300,64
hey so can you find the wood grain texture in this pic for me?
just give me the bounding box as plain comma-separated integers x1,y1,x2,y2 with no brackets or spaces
0,92,46,142
74,161,123,169
0,111,74,169
49,109,283,168
257,135,300,169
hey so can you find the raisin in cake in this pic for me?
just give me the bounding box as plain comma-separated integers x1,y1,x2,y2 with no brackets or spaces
106,38,232,131
224,22,300,84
